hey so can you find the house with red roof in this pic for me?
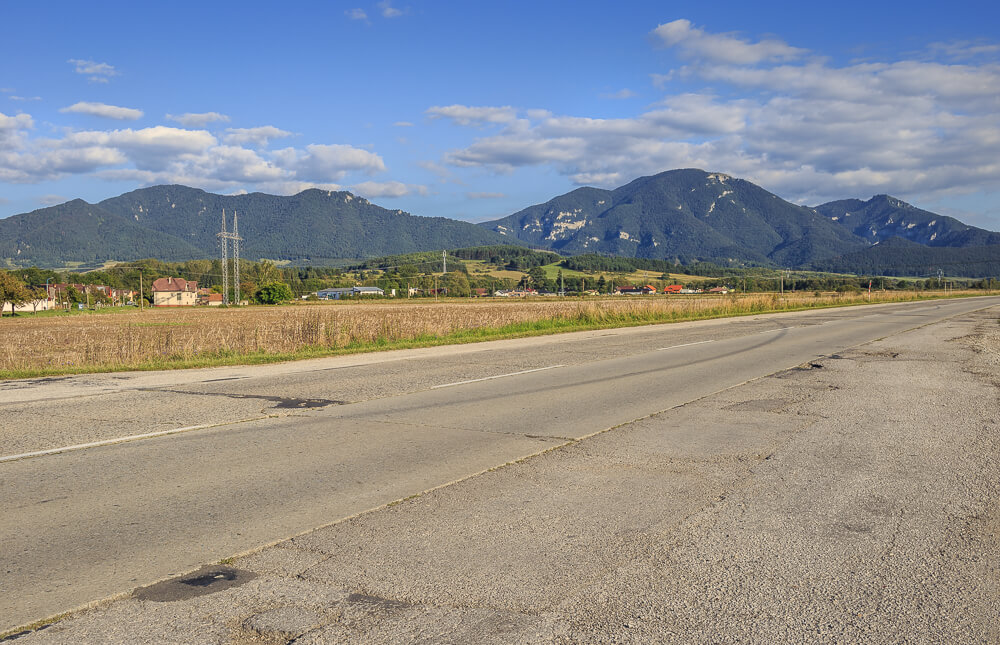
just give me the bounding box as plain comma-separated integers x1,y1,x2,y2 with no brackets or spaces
152,277,198,306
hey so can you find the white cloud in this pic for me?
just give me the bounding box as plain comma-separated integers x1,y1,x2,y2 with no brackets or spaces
10,96,41,102
0,111,34,150
223,126,293,146
0,110,402,196
652,19,807,64
273,143,386,182
67,59,119,83
352,180,427,198
166,112,230,127
346,8,368,20
39,194,66,206
417,159,455,182
427,105,518,126
265,181,343,195
393,121,414,127
60,102,144,121
377,1,403,18
928,40,1000,60
432,22,1000,206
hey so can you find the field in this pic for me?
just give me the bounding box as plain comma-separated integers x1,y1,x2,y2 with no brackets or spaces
0,290,984,379
461,259,707,284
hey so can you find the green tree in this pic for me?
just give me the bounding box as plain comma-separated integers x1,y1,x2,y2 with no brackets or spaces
246,260,281,286
443,271,471,297
254,281,294,304
0,271,31,316
64,286,83,305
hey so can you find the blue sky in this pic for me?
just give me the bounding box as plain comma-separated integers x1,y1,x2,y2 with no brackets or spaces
2,0,999,231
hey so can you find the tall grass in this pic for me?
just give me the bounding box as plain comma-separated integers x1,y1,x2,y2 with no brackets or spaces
0,291,983,378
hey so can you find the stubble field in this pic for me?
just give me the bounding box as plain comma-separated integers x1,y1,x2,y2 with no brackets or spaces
0,291,979,378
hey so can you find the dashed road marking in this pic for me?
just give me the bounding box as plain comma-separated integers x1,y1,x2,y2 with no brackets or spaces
432,365,565,389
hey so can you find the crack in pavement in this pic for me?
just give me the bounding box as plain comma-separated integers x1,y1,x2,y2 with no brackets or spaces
138,388,347,409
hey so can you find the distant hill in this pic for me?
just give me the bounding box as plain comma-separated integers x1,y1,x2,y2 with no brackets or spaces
814,195,1000,247
809,236,1000,278
480,169,866,267
0,185,511,266
2,174,996,276
0,200,205,266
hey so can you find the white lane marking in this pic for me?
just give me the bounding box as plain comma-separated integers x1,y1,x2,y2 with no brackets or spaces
760,327,796,333
0,422,228,464
432,365,565,389
657,340,714,351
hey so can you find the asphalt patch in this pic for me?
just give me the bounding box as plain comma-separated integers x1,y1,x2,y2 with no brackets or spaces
133,565,256,602
140,388,345,409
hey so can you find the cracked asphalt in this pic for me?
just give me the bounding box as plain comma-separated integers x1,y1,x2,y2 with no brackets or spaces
3,298,999,643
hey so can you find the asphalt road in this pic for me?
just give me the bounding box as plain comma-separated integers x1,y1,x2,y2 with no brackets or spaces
2,296,998,633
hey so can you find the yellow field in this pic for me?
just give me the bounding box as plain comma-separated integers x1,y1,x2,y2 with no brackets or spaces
0,291,976,378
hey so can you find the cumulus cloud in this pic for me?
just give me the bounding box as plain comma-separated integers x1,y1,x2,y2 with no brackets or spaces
0,113,400,194
275,143,386,181
433,22,1000,205
652,19,806,64
427,105,518,126
0,111,34,150
223,126,293,147
60,102,143,120
11,95,42,102
67,59,119,83
346,8,368,20
39,194,66,206
166,112,230,127
393,121,414,127
352,180,428,198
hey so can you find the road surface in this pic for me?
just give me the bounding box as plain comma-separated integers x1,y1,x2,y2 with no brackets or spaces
2,296,998,635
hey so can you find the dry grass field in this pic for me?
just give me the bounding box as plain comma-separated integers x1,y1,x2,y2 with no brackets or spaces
0,291,978,378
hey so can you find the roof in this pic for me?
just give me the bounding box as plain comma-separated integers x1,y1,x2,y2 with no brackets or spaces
152,277,197,292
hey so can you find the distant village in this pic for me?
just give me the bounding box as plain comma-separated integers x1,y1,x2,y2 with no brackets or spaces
3,275,731,313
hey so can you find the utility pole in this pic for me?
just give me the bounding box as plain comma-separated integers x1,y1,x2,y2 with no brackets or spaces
217,209,243,305
219,210,229,305
233,211,241,305
442,250,446,274
139,272,143,311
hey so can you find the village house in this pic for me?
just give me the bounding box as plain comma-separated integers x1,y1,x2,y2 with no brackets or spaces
152,277,198,306
663,284,684,294
616,285,658,295
197,288,224,306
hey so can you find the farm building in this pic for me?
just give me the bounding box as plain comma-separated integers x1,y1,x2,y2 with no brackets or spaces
316,286,385,300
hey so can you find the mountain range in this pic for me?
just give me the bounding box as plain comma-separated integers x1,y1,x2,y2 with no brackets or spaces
1,170,997,276
0,185,508,267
